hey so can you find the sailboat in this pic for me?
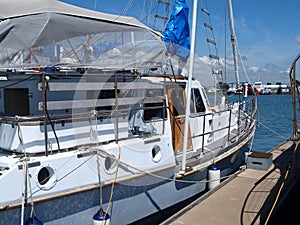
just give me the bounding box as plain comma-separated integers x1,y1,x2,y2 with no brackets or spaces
0,0,257,224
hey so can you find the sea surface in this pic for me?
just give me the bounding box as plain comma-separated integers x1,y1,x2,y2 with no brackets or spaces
226,93,299,225
251,94,293,152
251,94,299,225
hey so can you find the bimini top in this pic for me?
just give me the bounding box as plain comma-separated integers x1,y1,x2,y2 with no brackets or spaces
0,0,165,70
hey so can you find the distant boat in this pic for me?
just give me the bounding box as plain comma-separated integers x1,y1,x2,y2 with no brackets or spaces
253,81,271,95
226,86,238,95
0,0,257,225
246,83,255,95
226,82,254,96
264,84,291,94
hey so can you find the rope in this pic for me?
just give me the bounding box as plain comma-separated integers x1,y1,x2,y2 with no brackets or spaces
263,140,300,225
17,119,39,223
94,111,104,209
96,147,244,184
256,120,289,140
20,159,26,225
17,118,26,225
103,142,121,224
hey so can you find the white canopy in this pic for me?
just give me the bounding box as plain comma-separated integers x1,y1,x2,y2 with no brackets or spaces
0,0,148,29
0,0,165,69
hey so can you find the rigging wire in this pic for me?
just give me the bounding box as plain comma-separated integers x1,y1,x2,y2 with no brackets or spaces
0,75,35,89
223,0,227,83
201,0,223,76
200,0,225,106
93,0,97,11
236,41,252,84
122,0,135,15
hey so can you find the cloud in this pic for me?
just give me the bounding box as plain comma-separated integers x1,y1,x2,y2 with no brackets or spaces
246,64,290,84
249,66,259,73
295,35,300,43
190,51,290,86
279,68,290,74
237,16,248,31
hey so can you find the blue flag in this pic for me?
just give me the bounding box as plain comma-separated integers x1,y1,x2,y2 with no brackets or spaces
162,0,190,61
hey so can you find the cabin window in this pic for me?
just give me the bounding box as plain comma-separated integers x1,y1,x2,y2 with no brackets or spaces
143,101,166,121
96,89,120,115
4,88,30,116
191,88,205,113
170,87,186,116
143,89,166,121
128,88,164,134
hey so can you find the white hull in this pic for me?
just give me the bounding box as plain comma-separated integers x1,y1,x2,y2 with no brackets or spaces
0,119,255,225
0,1,257,224
0,140,251,225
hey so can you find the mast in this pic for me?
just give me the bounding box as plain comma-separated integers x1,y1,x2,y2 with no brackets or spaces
181,0,198,173
227,0,240,87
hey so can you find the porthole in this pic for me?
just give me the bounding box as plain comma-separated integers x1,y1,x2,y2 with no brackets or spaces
36,166,56,190
38,167,50,185
152,145,162,163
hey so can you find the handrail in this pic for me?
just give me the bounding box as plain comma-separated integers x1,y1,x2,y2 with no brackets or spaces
289,53,300,138
188,97,256,150
38,96,165,111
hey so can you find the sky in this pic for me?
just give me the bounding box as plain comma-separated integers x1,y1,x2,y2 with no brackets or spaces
60,0,300,84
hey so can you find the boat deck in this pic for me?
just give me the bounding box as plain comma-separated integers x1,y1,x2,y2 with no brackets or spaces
161,140,300,225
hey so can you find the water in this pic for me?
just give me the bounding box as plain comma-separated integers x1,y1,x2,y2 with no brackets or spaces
249,94,299,225
252,94,293,152
219,93,293,152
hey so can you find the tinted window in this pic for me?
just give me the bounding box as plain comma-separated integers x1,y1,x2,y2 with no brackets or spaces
191,88,205,113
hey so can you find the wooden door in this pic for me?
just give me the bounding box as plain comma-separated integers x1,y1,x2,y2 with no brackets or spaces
167,85,192,153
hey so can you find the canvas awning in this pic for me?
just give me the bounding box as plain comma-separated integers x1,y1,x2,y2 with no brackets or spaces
0,0,165,70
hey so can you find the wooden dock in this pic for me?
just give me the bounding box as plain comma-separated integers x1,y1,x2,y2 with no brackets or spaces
161,140,300,225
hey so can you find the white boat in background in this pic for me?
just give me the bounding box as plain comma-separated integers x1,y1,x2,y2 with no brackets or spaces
0,0,257,224
253,81,271,95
